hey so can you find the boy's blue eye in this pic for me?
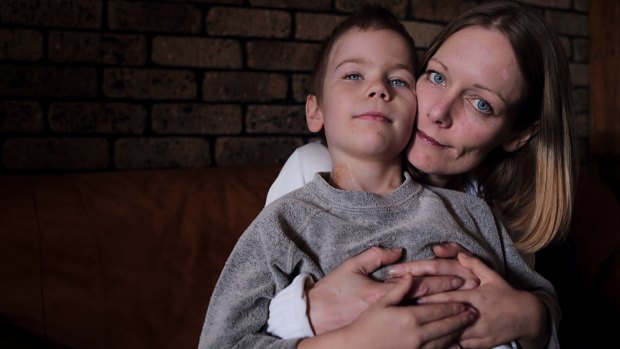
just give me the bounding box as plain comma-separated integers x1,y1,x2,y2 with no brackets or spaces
389,79,408,88
344,73,362,80
428,71,445,85
472,98,492,114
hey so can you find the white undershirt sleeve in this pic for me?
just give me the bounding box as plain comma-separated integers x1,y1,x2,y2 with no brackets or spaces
267,274,315,338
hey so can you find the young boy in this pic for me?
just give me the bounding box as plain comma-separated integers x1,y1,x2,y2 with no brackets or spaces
199,6,558,349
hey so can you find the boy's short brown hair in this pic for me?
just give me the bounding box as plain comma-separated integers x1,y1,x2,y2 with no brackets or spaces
312,5,418,103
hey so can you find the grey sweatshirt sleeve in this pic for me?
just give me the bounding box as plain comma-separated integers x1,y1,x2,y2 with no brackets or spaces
198,212,303,349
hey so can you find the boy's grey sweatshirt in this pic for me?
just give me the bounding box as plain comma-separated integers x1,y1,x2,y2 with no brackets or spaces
199,173,560,349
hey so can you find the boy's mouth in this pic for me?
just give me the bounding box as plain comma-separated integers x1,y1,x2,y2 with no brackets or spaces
354,112,392,122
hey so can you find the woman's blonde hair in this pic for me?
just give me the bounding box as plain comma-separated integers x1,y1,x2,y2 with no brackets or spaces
417,0,577,253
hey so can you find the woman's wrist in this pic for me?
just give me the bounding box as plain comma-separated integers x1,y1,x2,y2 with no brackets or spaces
297,326,354,349
515,291,550,349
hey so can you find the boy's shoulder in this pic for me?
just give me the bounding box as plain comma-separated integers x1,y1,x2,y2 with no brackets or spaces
258,178,325,223
422,185,494,217
420,185,508,252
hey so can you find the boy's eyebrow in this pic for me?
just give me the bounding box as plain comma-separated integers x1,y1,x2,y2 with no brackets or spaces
335,58,414,72
335,58,366,70
393,63,415,71
429,57,508,105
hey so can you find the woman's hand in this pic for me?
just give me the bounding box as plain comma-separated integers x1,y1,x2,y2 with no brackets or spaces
300,274,477,349
417,253,550,348
387,243,480,291
307,246,479,335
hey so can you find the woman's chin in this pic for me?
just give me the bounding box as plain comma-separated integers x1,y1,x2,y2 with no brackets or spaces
407,151,436,172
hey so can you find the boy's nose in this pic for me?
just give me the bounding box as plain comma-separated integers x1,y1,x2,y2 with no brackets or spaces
368,91,387,99
367,82,390,100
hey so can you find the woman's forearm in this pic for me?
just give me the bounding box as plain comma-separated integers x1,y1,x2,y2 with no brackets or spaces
516,291,551,349
297,328,350,349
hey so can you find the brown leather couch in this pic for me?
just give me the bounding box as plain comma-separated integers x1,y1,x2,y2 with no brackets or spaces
0,165,618,348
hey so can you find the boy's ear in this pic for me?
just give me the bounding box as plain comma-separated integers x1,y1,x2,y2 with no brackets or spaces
502,121,538,152
306,94,324,133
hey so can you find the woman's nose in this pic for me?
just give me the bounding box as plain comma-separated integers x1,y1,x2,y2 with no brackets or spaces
427,96,454,128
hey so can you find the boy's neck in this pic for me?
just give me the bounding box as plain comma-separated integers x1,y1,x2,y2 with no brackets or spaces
327,156,404,194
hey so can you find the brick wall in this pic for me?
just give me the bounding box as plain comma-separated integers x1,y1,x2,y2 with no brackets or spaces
0,0,590,172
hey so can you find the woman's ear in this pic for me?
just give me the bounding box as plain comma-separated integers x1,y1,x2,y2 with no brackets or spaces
306,94,324,133
502,122,539,152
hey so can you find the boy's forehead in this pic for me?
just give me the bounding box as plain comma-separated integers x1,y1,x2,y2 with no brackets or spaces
327,28,415,70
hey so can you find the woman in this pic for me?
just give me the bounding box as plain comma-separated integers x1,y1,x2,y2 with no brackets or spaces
266,1,576,348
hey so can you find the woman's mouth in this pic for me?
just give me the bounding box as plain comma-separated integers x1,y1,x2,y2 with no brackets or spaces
417,130,447,147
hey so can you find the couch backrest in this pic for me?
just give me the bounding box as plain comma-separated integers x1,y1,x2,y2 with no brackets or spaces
0,165,280,349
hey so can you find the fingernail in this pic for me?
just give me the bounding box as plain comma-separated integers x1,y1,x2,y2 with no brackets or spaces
416,297,425,304
387,265,401,277
451,278,463,288
467,307,478,319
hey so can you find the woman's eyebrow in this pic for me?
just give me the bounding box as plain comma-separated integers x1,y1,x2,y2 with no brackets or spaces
429,58,449,72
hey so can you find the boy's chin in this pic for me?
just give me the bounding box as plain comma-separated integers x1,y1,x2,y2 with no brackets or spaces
350,144,405,162
356,138,408,157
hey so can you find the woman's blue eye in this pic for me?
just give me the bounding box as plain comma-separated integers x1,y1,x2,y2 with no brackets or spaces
429,71,445,85
472,98,492,114
389,79,407,88
344,73,362,80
